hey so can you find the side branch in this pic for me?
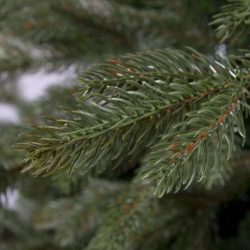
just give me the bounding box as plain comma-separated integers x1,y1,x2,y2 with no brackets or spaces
139,91,247,196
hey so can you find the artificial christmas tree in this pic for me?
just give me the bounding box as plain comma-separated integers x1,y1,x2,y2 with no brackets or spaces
2,0,250,249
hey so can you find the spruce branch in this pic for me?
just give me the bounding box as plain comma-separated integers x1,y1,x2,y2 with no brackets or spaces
33,179,222,249
34,179,158,249
211,0,250,43
15,48,250,196
85,184,155,250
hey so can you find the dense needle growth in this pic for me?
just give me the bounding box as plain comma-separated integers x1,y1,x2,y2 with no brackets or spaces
2,0,250,249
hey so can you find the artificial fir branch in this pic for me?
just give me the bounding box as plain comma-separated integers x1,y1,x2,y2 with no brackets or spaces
15,48,250,196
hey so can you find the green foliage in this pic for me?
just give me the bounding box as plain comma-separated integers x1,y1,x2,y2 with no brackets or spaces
212,0,250,43
0,0,223,78
3,0,250,249
25,179,222,250
15,48,250,196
